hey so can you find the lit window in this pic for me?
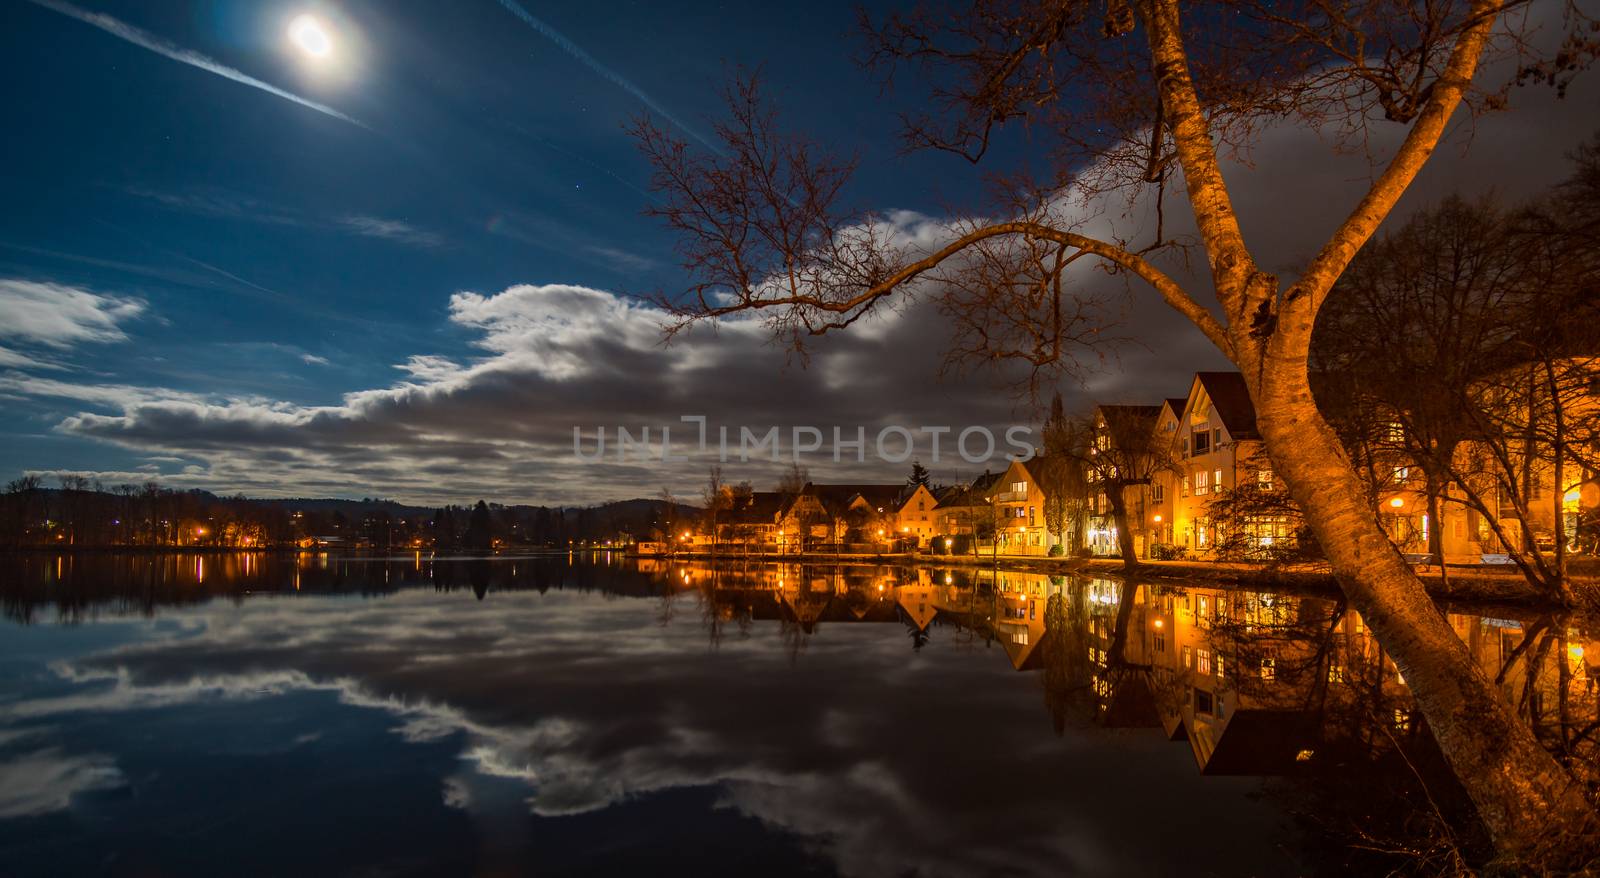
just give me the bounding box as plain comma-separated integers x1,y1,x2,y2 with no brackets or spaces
1194,470,1209,496
1328,664,1345,683
1257,468,1273,488
1181,475,1190,498
1183,645,1193,668
1260,657,1276,681
1197,649,1212,675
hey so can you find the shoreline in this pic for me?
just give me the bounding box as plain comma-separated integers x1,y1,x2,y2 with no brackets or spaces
2,545,1583,609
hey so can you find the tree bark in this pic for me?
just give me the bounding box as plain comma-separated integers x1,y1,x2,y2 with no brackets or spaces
1105,483,1141,573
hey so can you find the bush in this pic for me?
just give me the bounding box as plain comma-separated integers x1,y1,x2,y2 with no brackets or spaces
1047,543,1064,557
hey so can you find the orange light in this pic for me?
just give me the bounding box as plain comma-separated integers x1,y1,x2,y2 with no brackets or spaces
1152,514,1162,523
1389,497,1405,508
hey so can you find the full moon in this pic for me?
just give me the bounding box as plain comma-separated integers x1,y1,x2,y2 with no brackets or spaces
288,14,333,58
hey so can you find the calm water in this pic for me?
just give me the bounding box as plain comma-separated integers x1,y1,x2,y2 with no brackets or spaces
0,553,1593,877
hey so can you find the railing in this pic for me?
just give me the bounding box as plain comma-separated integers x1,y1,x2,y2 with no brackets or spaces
991,490,1028,503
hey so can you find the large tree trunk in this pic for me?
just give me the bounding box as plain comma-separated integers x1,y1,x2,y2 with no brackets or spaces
1105,484,1140,573
1247,352,1596,859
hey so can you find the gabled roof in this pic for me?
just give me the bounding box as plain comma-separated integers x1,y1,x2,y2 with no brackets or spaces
726,491,785,525
933,471,1004,509
1192,371,1260,440
786,483,905,516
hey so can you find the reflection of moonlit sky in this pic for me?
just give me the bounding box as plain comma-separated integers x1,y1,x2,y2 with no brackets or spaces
0,583,1296,876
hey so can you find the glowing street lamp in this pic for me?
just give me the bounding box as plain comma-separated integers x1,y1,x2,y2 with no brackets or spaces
1389,497,1405,508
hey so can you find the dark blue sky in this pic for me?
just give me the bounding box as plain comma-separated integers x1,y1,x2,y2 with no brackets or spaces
1,0,1594,504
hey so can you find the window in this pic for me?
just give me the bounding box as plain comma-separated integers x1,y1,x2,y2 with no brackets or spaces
1392,466,1409,484
1256,468,1273,489
1011,480,1027,494
1181,475,1190,498
1215,654,1225,678
1193,430,1211,455
1393,708,1412,732
1181,437,1190,456
1260,657,1276,681
1211,427,1222,447
1183,645,1193,668
1328,664,1345,683
1194,470,1210,496
1027,506,1036,526
1151,482,1164,503
1194,688,1215,715
1154,632,1166,653
1196,648,1212,675
1214,468,1224,491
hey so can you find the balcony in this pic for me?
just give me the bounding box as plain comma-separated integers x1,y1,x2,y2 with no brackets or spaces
991,490,1028,503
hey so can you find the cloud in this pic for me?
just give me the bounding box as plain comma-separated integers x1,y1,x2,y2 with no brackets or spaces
301,353,331,366
3,585,1293,876
26,0,365,128
0,748,124,818
0,279,145,348
0,345,64,371
338,216,445,248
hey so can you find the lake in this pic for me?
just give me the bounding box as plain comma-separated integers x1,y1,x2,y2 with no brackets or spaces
0,552,1593,876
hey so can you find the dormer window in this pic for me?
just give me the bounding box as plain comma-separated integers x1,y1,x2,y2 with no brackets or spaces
1192,429,1211,455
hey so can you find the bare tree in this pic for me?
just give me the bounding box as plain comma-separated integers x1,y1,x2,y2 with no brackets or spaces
629,0,1600,855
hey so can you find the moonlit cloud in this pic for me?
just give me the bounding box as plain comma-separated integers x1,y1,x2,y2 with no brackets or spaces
26,0,366,128
0,279,145,348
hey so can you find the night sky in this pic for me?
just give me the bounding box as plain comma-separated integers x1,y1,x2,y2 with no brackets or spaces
1,0,1595,505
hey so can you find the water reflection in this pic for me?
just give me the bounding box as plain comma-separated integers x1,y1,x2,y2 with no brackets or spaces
0,553,1594,875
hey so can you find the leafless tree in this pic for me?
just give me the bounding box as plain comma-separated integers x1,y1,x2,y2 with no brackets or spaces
629,0,1600,856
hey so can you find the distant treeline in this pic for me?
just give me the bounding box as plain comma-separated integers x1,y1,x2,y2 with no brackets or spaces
0,476,697,549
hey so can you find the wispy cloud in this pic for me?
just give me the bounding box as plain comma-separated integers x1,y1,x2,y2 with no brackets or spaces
301,353,330,366
0,279,145,348
492,0,721,155
338,216,444,248
27,0,365,129
0,345,65,371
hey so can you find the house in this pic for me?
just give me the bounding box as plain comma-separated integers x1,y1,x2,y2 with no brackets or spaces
990,458,1055,556
1085,404,1164,558
931,471,1004,553
1158,372,1278,556
777,483,904,550
891,483,941,547
724,491,787,549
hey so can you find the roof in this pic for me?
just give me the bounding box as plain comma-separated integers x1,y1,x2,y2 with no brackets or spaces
1193,372,1260,440
726,491,785,525
786,483,906,516
933,471,1005,509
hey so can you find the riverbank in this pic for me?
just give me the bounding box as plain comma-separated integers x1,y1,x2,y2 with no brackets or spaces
639,549,1593,608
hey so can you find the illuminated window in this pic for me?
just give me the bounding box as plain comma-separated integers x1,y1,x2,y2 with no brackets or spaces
1260,657,1276,681
1197,649,1212,675
1194,470,1209,496
1154,632,1166,653
1257,468,1273,488
1215,654,1225,678
1151,482,1165,502
1393,708,1412,732
1011,481,1027,494
1328,664,1345,682
1183,645,1193,668
1181,475,1190,498
1214,469,1224,490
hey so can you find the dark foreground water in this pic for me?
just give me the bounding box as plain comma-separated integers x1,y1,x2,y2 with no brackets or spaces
0,553,1594,877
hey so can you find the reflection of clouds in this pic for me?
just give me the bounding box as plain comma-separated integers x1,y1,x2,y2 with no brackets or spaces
5,589,1289,876
0,748,124,818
